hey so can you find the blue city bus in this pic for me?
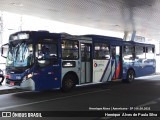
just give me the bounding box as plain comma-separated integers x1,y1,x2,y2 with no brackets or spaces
1,31,156,91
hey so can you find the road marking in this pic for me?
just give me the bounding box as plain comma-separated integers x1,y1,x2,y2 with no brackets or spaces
0,89,110,110
137,97,160,107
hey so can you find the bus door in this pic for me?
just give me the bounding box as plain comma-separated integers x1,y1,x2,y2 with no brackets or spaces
111,46,122,80
93,43,111,83
80,43,92,84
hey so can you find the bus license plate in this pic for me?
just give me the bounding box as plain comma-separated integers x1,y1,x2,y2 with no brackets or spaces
16,76,21,79
10,81,15,86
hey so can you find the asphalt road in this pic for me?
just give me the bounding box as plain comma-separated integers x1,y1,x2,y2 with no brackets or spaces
0,75,160,120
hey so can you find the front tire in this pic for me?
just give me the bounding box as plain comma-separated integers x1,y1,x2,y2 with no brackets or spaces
61,74,76,92
126,70,135,83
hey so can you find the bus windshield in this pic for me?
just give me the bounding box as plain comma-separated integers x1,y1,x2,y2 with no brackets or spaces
6,41,33,68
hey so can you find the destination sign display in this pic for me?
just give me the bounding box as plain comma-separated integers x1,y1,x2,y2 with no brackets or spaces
10,33,30,41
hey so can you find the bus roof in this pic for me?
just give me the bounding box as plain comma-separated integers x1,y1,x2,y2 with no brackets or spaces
85,34,155,47
8,31,155,47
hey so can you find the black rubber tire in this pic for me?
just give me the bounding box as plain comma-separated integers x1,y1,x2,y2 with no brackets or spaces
61,74,76,92
126,70,135,83
0,69,4,85
0,75,4,85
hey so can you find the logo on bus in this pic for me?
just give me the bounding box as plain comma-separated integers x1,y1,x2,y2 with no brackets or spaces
94,62,105,67
94,63,97,67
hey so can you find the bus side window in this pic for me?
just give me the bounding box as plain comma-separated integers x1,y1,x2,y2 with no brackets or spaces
94,43,110,59
95,50,99,59
62,40,79,60
146,46,155,59
41,45,50,59
123,45,134,60
38,44,57,60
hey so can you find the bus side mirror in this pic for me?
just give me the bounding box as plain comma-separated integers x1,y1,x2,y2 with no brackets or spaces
1,46,3,55
1,44,9,58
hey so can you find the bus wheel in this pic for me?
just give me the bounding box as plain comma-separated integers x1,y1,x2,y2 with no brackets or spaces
127,70,135,83
61,74,75,92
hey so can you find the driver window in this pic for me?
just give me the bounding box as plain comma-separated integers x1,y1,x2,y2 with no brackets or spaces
36,42,58,67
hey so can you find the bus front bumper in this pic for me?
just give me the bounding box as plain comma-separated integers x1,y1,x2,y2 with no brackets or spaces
6,78,35,91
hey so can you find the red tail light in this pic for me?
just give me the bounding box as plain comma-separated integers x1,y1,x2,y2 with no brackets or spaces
5,75,10,79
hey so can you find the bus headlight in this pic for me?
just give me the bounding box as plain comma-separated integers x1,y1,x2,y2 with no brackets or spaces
23,73,33,81
27,73,33,79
